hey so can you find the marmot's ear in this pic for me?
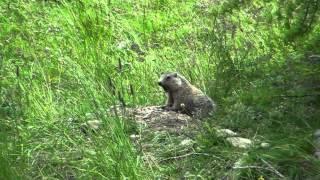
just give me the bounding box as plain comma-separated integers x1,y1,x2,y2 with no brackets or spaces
173,72,177,77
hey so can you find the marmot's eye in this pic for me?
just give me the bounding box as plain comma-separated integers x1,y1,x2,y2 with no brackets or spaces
166,76,171,80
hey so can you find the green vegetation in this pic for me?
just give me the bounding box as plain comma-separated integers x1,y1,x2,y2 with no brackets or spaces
1,0,319,179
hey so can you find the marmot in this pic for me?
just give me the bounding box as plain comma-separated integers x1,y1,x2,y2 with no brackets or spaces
158,72,215,119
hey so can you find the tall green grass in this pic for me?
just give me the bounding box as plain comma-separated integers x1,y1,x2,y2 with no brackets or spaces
1,0,319,179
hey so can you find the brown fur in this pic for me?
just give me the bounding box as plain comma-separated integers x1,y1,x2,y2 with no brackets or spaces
158,72,215,119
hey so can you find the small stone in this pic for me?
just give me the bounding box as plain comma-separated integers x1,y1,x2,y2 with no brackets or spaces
117,41,128,49
44,47,50,52
130,134,140,140
315,138,320,148
314,129,320,138
226,137,252,149
216,129,238,137
86,120,101,130
315,151,320,159
260,142,270,148
180,139,194,146
80,120,102,135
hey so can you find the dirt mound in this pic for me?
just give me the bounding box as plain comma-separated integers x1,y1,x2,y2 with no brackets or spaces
124,106,198,134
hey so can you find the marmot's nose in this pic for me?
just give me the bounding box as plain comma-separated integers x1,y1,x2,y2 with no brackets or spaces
158,81,162,86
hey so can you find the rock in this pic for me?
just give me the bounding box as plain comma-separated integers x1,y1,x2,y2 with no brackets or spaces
315,138,320,147
260,142,270,148
81,120,102,134
180,139,194,146
314,129,320,159
314,129,320,138
315,151,320,159
216,129,238,137
130,134,140,140
117,41,128,49
226,137,252,149
86,120,101,130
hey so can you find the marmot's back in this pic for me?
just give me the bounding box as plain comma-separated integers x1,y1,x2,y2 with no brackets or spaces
158,72,215,119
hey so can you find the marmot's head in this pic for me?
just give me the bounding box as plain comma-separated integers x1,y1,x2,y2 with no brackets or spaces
158,72,183,92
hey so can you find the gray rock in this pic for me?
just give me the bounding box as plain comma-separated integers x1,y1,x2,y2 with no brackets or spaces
130,134,140,140
315,151,320,159
314,129,320,138
226,137,252,149
81,120,102,134
86,120,101,130
260,142,270,148
216,129,238,137
180,139,194,146
314,129,320,159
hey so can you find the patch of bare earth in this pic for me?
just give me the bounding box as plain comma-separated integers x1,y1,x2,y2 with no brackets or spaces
109,106,201,163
